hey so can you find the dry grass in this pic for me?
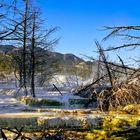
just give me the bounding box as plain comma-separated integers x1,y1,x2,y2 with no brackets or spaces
97,75,140,111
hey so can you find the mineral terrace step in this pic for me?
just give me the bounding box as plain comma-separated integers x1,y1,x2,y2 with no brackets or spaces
0,112,105,130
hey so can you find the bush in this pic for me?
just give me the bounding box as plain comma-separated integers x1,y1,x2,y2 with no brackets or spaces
69,98,89,105
97,77,140,111
19,96,63,107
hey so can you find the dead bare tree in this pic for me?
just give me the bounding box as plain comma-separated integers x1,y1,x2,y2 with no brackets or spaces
1,0,32,95
22,0,29,95
95,41,113,86
0,0,58,97
29,9,58,97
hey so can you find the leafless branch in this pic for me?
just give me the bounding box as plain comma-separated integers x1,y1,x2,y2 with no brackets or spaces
117,55,128,76
103,43,140,52
0,20,23,40
103,26,140,41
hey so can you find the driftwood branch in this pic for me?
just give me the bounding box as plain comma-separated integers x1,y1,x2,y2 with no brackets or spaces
53,84,63,96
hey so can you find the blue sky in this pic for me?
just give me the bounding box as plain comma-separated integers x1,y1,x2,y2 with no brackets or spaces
37,0,140,65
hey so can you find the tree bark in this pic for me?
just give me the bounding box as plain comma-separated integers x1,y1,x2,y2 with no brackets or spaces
23,0,28,95
31,12,36,97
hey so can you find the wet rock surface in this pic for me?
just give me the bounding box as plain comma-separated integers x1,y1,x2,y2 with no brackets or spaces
0,93,28,113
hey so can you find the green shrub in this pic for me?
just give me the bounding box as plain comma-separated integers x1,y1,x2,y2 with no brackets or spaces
19,96,63,107
69,98,89,105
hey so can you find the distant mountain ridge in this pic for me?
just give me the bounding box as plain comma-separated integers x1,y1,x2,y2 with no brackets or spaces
0,45,86,66
0,45,135,79
47,51,84,65
0,45,15,53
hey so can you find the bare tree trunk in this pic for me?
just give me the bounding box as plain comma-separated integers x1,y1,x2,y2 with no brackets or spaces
19,68,23,87
31,12,36,97
23,0,28,95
